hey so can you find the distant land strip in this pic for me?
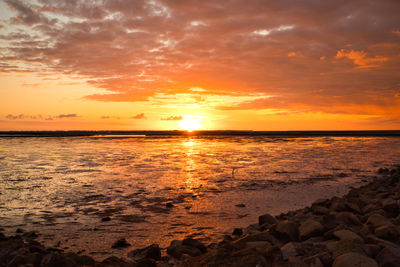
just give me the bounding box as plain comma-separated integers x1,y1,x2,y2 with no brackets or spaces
0,130,400,138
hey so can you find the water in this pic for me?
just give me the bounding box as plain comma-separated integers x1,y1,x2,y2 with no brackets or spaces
0,135,399,259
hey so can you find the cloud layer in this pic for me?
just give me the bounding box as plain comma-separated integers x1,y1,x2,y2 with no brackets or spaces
0,0,399,121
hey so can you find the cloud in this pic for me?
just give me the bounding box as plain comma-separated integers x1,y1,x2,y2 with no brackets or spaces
131,113,146,119
5,113,78,120
55,114,78,119
0,0,399,117
335,49,389,68
161,115,183,121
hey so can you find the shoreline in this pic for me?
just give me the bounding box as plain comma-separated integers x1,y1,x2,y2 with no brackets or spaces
1,166,400,266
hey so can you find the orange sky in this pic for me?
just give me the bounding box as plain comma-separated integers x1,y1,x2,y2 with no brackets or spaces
0,0,399,130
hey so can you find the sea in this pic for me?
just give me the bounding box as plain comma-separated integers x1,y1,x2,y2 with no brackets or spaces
0,131,399,259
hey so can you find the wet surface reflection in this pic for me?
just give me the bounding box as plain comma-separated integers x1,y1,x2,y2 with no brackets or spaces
0,136,399,259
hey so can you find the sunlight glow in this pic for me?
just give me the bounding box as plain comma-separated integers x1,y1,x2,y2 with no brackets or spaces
179,117,202,131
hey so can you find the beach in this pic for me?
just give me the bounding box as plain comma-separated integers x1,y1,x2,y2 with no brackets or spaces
1,166,400,266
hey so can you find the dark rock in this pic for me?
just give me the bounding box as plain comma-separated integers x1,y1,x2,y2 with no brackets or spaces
312,205,330,215
112,238,131,249
235,203,246,208
101,216,111,222
182,238,207,253
382,199,399,218
232,228,243,236
366,213,392,228
22,231,38,239
335,211,362,225
376,246,400,267
127,244,161,261
258,213,277,226
333,252,378,267
16,228,24,233
333,230,363,243
165,202,174,208
275,220,299,241
101,256,136,266
280,242,301,260
64,252,95,266
299,219,324,240
41,253,76,267
136,258,157,267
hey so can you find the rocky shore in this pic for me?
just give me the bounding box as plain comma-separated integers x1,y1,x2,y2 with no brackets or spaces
1,166,400,267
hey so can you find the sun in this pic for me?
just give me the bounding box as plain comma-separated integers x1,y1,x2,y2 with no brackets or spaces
179,117,202,131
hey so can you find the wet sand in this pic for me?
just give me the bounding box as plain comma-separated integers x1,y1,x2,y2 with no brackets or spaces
1,166,399,266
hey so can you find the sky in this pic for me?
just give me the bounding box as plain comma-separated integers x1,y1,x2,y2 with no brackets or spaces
0,0,399,131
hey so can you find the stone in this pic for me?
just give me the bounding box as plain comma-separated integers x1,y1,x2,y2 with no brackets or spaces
280,242,300,260
232,228,243,236
245,241,271,248
165,202,174,208
235,203,246,208
166,240,202,259
258,213,277,226
333,252,378,267
382,199,399,218
41,253,76,267
366,213,392,228
182,238,207,253
333,230,363,243
101,216,111,222
376,246,400,267
275,220,299,241
312,205,330,215
299,219,324,240
335,212,362,225
127,244,161,261
111,238,131,249
374,224,399,240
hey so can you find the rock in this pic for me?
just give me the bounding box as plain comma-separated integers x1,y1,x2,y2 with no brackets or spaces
182,238,207,253
299,219,324,240
41,253,76,267
258,213,277,226
22,231,38,239
165,202,174,208
376,246,400,267
280,242,300,260
235,204,246,208
275,220,299,241
101,216,111,222
64,253,95,266
136,258,157,267
127,244,161,261
335,212,362,225
312,206,330,215
245,241,271,248
374,224,399,240
345,202,362,214
111,238,131,249
16,228,24,233
333,252,378,267
166,240,202,259
101,256,135,266
232,228,243,236
382,199,399,218
366,213,392,228
333,230,363,243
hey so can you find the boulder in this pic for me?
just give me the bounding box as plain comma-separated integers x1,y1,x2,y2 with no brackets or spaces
41,253,76,267
333,252,378,267
127,244,161,261
275,220,299,241
111,238,131,249
280,242,301,260
258,213,277,226
335,212,362,225
333,230,363,243
366,213,392,228
382,199,399,218
182,238,207,253
299,219,324,240
376,246,400,267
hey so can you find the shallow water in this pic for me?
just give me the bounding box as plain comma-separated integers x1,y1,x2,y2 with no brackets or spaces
0,136,399,259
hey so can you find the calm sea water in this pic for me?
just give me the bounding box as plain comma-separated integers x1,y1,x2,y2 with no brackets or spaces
0,136,399,259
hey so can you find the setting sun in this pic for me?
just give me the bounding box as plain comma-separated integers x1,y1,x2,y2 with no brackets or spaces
179,117,202,131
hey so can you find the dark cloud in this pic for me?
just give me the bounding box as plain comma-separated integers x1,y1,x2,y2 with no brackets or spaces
131,113,146,119
0,0,399,115
161,115,183,121
5,113,78,120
